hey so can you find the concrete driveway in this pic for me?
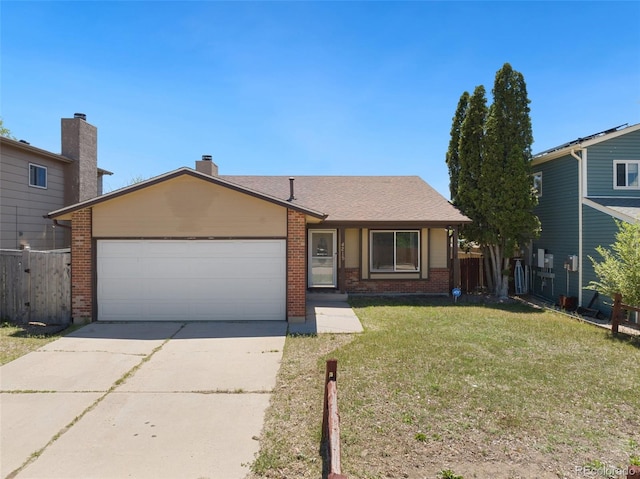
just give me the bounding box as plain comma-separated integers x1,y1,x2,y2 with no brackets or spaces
1,321,286,479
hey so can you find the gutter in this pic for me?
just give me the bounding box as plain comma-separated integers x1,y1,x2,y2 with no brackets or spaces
42,215,72,230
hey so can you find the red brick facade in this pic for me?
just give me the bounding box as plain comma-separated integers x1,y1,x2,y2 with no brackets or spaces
71,208,93,323
345,267,450,295
287,209,306,321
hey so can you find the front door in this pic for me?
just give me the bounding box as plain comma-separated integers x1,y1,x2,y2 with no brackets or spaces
308,230,337,288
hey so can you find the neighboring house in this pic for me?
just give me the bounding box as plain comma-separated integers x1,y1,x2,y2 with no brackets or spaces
530,122,640,315
48,157,470,323
0,114,112,250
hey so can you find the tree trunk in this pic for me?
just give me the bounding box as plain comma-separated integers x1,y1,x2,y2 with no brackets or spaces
487,244,510,298
482,246,494,293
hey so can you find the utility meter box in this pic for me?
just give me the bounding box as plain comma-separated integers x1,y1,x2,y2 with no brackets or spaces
537,249,554,269
565,255,579,272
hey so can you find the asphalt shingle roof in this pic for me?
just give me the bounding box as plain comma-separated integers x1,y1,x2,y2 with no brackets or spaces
222,175,470,224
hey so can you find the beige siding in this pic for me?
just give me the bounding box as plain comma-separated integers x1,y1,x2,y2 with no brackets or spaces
430,228,448,268
421,227,429,278
361,228,369,278
92,175,287,237
344,228,359,268
0,143,69,249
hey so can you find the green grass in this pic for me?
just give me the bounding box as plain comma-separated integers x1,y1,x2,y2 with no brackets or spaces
248,297,640,479
0,322,78,365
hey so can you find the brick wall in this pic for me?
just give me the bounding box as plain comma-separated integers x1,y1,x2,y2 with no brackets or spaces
345,267,450,295
71,208,93,323
287,209,306,321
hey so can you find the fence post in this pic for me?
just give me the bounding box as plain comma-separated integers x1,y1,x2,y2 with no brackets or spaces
611,293,622,335
323,359,337,441
21,248,31,323
323,359,347,479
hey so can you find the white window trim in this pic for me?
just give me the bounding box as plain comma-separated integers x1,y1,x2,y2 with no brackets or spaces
533,171,542,197
369,230,421,273
29,163,48,189
613,160,640,189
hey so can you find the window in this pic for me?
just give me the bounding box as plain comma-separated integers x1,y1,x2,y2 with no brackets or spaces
370,230,420,272
533,172,542,197
614,161,639,189
29,163,47,188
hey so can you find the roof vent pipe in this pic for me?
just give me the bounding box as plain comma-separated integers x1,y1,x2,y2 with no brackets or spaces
288,177,295,201
202,155,212,161
74,113,87,121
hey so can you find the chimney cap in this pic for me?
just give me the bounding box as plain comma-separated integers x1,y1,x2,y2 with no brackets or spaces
202,155,212,161
74,113,87,121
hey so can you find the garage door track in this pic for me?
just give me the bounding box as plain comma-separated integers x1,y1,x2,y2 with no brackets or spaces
1,321,287,479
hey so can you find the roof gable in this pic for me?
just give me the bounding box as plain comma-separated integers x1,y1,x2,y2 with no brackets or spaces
49,168,470,225
48,168,326,219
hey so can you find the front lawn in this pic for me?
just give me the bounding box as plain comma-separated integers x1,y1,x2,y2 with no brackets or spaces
248,297,640,479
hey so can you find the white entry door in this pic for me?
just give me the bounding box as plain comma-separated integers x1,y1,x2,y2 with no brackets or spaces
97,239,286,321
308,230,337,288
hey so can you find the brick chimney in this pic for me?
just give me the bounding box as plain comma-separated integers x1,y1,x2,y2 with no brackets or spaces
195,155,218,176
62,113,98,203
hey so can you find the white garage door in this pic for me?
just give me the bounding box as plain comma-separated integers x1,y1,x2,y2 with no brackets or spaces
97,240,286,321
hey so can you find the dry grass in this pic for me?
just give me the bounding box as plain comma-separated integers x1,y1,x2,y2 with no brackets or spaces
0,322,75,365
247,297,640,479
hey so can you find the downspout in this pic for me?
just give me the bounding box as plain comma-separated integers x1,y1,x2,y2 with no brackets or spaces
43,216,72,250
570,148,584,306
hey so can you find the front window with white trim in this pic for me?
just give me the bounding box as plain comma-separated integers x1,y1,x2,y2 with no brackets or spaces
614,160,639,189
29,163,47,188
370,230,420,272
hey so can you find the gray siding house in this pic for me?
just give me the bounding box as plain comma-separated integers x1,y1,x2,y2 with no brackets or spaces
530,123,640,315
0,114,112,250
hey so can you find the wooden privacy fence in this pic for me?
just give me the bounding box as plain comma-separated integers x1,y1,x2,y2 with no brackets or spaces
611,293,640,334
0,249,71,324
460,257,485,293
323,359,347,479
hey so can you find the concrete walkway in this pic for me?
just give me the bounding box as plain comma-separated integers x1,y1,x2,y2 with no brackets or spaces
1,321,286,479
288,295,364,335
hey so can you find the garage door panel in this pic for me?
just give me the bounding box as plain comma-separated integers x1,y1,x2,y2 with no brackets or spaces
98,278,143,299
100,301,144,320
100,241,143,257
97,240,286,321
99,259,141,277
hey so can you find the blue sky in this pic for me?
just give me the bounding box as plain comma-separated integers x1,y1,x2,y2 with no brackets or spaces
2,1,639,199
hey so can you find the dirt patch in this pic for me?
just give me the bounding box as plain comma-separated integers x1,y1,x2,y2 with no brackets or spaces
4,322,69,337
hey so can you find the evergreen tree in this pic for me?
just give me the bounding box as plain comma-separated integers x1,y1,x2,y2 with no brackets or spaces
447,63,539,298
445,91,469,202
456,86,488,245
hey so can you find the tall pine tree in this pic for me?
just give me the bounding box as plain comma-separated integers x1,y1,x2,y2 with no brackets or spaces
445,91,469,202
447,63,539,297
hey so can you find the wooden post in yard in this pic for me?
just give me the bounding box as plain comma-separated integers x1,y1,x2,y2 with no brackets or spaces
323,359,337,441
323,359,347,479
